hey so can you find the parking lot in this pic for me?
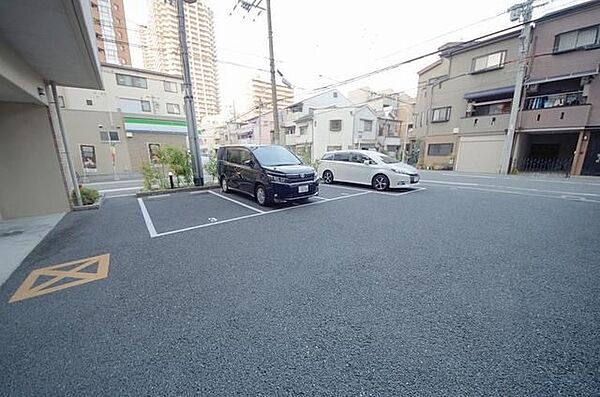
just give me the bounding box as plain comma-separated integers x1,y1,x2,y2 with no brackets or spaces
0,172,599,396
137,184,424,238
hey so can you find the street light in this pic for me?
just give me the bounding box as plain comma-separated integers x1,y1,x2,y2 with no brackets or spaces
177,0,204,186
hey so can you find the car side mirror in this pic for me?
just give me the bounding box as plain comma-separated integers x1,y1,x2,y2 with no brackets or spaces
243,159,254,167
363,160,372,165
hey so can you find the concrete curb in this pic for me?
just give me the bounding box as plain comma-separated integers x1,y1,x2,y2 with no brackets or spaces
136,184,219,198
72,193,105,211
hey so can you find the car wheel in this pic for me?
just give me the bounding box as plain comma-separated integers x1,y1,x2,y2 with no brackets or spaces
221,177,229,193
372,174,390,191
255,184,271,206
322,170,334,184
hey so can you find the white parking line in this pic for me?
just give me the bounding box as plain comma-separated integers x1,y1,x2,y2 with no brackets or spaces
427,184,600,203
208,190,265,213
189,190,210,195
441,173,497,179
375,187,428,196
153,191,370,238
98,186,142,193
420,180,479,186
421,180,599,197
311,196,329,200
323,184,370,193
324,183,426,197
146,194,171,199
137,198,158,238
105,193,136,199
85,179,143,186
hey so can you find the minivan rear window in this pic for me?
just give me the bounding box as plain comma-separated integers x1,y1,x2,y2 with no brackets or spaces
321,153,334,160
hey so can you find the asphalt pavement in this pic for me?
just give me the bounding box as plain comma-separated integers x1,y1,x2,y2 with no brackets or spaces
0,172,598,396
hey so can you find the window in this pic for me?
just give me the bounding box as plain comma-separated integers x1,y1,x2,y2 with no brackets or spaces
289,103,303,113
321,153,334,160
469,100,512,116
99,131,120,142
164,81,178,93
226,148,242,164
86,99,93,106
58,96,65,108
252,146,301,166
431,107,451,122
554,25,599,52
378,126,384,136
329,119,342,131
333,152,350,161
360,119,373,132
333,92,338,98
471,51,506,73
80,145,97,170
299,125,308,135
350,152,371,163
116,73,148,89
148,143,161,164
141,100,151,112
326,145,342,151
166,103,180,114
427,143,454,156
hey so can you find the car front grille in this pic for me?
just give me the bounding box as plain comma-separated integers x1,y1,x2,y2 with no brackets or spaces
287,173,315,182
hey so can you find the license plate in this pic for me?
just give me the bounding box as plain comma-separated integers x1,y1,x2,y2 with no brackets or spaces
298,185,309,193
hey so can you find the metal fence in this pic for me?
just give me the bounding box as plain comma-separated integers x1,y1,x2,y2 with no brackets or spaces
516,157,573,175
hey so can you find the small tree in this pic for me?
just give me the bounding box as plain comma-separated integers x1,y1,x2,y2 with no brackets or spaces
205,151,218,181
156,146,193,186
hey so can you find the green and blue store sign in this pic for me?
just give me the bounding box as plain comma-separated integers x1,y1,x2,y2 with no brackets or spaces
123,117,187,135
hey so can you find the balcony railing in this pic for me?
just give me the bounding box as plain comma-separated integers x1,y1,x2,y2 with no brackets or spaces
524,91,585,110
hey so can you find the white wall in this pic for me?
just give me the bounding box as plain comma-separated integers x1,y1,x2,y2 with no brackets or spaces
59,66,184,118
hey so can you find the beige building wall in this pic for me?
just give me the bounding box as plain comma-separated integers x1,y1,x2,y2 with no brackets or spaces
0,103,70,219
128,133,188,172
61,109,133,177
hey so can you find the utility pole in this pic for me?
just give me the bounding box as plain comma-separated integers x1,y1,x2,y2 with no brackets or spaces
499,0,534,174
266,0,280,143
177,0,204,186
232,1,283,143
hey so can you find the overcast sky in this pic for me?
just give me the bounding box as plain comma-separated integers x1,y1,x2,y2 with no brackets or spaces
124,0,587,116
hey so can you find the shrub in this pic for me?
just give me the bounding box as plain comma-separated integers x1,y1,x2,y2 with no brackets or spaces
157,146,193,186
205,151,218,180
73,187,99,205
142,162,165,191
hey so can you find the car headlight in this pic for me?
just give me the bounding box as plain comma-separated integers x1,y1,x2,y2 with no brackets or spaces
391,169,410,175
268,174,287,183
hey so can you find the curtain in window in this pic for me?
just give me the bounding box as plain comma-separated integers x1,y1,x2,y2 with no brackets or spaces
556,31,578,51
577,28,598,47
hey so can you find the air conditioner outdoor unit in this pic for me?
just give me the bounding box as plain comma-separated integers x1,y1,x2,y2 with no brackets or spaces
126,132,133,138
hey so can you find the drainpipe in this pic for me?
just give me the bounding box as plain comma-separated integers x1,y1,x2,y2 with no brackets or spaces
49,82,82,207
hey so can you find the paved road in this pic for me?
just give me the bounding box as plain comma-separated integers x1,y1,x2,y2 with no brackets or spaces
0,173,598,396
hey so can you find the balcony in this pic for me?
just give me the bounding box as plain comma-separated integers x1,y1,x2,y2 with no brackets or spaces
459,113,511,135
519,103,591,131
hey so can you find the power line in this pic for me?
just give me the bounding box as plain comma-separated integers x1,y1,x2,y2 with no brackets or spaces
311,0,588,92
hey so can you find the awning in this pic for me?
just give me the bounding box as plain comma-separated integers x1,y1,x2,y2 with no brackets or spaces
124,117,187,135
525,69,598,85
464,86,514,100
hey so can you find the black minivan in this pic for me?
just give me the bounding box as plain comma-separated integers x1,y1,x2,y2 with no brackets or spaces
216,145,319,206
